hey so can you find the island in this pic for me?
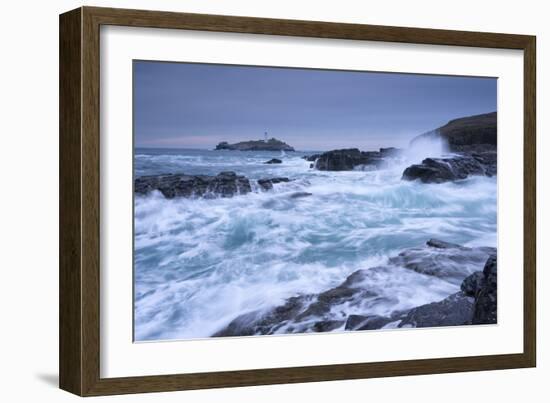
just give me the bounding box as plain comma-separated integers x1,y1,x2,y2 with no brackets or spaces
215,137,295,151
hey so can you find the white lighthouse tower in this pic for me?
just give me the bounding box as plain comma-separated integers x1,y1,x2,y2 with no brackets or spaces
264,131,268,142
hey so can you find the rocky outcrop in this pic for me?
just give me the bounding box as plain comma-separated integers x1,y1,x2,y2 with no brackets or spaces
257,177,290,191
302,154,321,162
397,254,497,328
134,171,251,199
213,239,496,337
215,138,295,151
402,151,496,183
410,112,497,152
462,255,497,324
135,172,290,198
402,112,497,183
264,158,282,164
314,148,401,171
398,292,474,328
389,239,496,285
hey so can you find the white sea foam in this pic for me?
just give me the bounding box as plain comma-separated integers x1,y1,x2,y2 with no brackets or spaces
133,149,497,340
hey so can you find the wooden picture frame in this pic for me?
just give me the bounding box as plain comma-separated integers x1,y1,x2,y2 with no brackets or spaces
59,6,536,396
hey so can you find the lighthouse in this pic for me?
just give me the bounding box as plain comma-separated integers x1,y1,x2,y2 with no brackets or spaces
264,131,268,142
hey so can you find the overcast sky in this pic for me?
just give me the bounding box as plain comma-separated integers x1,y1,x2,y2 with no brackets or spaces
134,61,496,151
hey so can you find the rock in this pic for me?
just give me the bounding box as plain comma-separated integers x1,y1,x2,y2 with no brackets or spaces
379,147,404,157
345,314,370,330
257,177,290,191
472,255,497,324
402,152,496,183
215,138,295,151
399,292,475,328
313,320,345,332
409,112,497,152
345,314,394,331
134,171,252,199
212,296,310,337
302,154,321,162
426,238,462,249
461,272,485,296
264,158,282,164
314,148,385,171
135,172,291,198
389,239,495,285
289,192,312,198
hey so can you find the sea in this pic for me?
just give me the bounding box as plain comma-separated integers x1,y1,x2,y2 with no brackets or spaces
133,143,497,341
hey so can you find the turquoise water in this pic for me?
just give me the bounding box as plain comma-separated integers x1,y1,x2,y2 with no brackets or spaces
133,147,497,341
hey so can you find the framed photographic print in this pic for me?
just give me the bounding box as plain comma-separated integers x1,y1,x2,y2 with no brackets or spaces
59,6,536,396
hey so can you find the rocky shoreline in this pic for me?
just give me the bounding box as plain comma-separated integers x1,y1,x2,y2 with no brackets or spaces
214,239,497,336
135,112,498,198
134,111,498,337
135,171,291,199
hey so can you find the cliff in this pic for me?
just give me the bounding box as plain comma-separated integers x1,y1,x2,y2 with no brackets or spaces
409,111,497,151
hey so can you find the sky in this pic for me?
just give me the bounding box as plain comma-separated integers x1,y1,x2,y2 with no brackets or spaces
134,61,497,151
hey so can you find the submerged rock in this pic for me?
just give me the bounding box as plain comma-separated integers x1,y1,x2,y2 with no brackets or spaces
264,158,282,164
134,171,251,199
402,152,496,183
289,192,312,199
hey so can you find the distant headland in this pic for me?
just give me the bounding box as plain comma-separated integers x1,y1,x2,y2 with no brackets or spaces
215,137,295,152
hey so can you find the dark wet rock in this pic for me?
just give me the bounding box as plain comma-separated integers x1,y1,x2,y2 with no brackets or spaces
302,154,321,162
389,239,495,285
379,147,404,157
212,296,311,337
461,272,485,296
410,112,497,152
399,292,475,328
345,314,369,330
257,177,290,191
472,255,497,324
426,239,462,249
345,314,394,331
135,172,292,198
134,171,252,199
215,138,294,151
461,271,485,296
313,320,345,332
264,158,282,164
296,282,376,321
402,152,496,183
314,148,386,171
289,192,313,199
